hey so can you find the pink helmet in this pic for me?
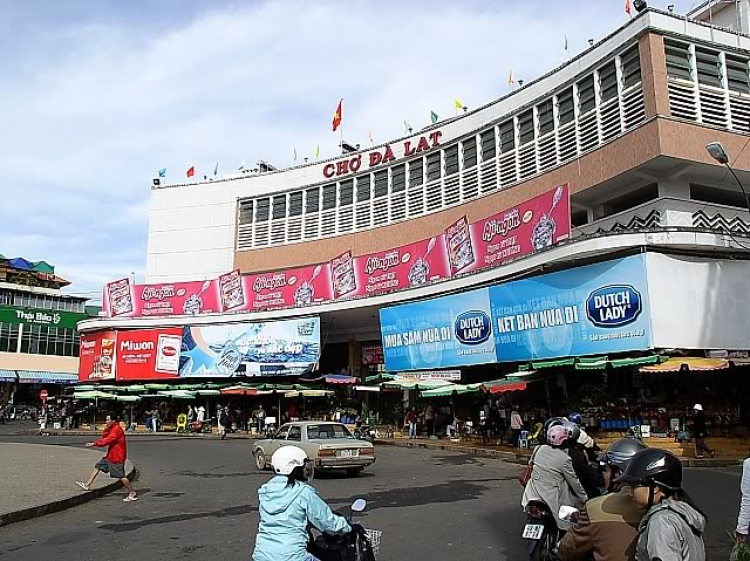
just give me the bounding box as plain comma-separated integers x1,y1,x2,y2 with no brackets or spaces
547,424,570,446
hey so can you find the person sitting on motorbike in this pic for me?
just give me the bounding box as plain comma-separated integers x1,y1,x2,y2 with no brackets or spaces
252,446,351,561
564,421,602,500
614,448,706,561
522,424,588,532
569,412,601,462
541,416,568,445
558,437,648,561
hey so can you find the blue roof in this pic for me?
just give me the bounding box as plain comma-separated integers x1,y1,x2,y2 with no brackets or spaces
16,371,78,384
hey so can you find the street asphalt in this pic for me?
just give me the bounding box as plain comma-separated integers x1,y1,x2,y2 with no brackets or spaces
0,428,742,560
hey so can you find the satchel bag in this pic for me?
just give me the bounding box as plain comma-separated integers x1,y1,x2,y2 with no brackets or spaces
518,446,539,487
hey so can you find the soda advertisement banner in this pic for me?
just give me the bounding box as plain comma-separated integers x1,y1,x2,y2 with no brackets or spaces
239,264,333,312
79,330,117,382
348,236,451,298
379,288,496,371
489,255,652,362
445,184,570,275
115,328,183,381
179,317,321,377
104,279,222,318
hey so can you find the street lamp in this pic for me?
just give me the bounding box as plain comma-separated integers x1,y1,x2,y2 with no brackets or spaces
706,142,750,213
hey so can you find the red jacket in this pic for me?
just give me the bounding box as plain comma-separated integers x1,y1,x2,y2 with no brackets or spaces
94,423,127,463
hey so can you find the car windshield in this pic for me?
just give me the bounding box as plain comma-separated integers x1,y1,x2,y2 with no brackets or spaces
306,424,354,439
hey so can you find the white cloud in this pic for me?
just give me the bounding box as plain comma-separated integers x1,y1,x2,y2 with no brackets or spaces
0,0,696,300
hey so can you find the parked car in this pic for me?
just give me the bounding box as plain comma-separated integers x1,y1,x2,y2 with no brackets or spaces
253,421,376,477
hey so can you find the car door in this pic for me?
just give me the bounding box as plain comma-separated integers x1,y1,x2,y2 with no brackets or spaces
268,424,291,456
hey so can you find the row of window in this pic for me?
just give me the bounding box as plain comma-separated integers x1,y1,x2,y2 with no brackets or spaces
665,38,750,92
239,43,641,227
0,290,86,313
0,322,80,357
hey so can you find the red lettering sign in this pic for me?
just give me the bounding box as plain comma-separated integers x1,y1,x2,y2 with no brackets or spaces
115,328,183,381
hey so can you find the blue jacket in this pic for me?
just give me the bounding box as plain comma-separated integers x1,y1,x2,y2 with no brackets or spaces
253,476,351,561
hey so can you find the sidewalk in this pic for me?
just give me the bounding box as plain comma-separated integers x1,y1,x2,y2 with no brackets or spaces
0,442,135,527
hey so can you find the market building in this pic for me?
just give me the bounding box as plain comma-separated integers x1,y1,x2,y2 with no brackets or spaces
0,254,94,405
80,6,750,434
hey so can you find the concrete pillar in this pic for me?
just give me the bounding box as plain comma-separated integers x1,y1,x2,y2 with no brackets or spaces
639,32,670,119
348,338,362,380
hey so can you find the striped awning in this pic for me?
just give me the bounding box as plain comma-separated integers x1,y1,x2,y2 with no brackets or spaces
17,371,78,384
640,357,730,372
0,369,17,382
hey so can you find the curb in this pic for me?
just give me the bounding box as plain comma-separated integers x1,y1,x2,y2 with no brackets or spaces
15,429,254,440
375,439,743,468
0,462,137,528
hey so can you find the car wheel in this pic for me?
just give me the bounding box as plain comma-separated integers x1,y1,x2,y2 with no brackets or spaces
346,468,363,477
255,449,267,471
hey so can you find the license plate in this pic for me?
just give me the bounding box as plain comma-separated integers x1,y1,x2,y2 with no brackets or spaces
522,524,545,540
340,449,360,458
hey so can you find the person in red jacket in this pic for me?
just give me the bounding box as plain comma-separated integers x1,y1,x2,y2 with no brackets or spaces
76,413,137,502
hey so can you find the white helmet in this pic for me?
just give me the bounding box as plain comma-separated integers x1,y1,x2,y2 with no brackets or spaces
271,446,308,475
693,404,703,411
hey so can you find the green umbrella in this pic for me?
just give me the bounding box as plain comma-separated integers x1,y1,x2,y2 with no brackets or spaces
195,389,221,396
120,385,148,392
110,395,141,402
420,383,483,398
74,390,116,399
157,390,197,399
145,383,170,390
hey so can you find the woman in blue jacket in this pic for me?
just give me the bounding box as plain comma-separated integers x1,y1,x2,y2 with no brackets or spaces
253,446,351,561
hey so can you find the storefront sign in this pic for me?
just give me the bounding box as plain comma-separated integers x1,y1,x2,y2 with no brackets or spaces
489,255,652,362
361,345,384,366
379,288,497,371
79,331,117,381
103,279,222,318
180,317,321,377
239,263,333,311
115,328,183,381
0,305,86,329
396,370,461,381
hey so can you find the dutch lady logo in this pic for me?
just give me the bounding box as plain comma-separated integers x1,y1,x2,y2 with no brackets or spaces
454,310,491,344
586,285,642,327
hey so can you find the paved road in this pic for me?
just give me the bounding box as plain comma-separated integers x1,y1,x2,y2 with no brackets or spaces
0,432,741,560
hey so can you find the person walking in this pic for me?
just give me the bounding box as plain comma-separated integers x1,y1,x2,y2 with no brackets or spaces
76,413,137,502
218,406,229,440
187,405,195,430
407,406,418,439
736,456,750,544
692,404,715,459
510,407,524,447
424,403,435,438
255,405,266,435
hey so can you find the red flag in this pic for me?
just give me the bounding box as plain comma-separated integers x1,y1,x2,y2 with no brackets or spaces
332,98,343,132
186,166,195,178
625,0,632,16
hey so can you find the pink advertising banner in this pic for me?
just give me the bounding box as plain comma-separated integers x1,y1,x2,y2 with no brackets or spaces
238,263,333,312
102,186,569,318
103,279,222,318
445,184,570,275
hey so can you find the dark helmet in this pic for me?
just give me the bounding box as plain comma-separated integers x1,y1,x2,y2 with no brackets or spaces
568,412,582,425
543,417,568,444
614,448,682,491
603,438,648,472
563,421,581,444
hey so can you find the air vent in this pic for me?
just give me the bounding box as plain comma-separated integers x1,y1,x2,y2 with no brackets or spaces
444,176,460,206
480,159,498,193
557,123,577,162
271,220,286,245
391,192,406,221
499,151,517,185
462,167,479,200
730,93,750,133
253,223,269,247
303,214,320,239
338,206,354,233
668,80,698,121
699,88,728,128
426,179,442,211
518,144,537,179
321,209,336,237
538,133,557,171
600,98,622,142
373,198,389,226
408,185,424,216
356,202,372,229
622,86,645,128
578,111,599,152
287,217,302,242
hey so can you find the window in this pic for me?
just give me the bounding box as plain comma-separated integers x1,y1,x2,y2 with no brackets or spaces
356,175,371,202
272,195,286,219
538,100,554,135
0,323,19,353
665,40,692,81
695,47,722,88
727,55,750,94
256,198,270,222
391,165,406,193
287,426,302,441
339,180,354,206
691,183,750,209
463,137,477,168
289,192,303,217
21,324,41,354
621,44,641,88
481,129,496,160
499,121,514,153
238,200,254,225
322,184,337,210
306,424,354,439
426,153,441,181
578,75,596,114
599,60,618,102
409,159,423,186
444,145,459,176
374,170,389,197
274,425,291,439
306,187,320,213
518,110,535,145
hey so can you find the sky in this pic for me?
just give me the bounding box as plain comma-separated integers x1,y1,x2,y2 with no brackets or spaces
0,0,699,302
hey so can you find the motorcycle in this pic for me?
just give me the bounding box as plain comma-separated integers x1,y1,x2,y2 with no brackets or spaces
354,424,376,443
308,498,381,561
522,503,579,561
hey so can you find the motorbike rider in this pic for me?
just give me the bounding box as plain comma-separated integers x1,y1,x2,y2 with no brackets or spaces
614,448,706,561
558,437,648,561
564,421,602,499
569,411,601,462
252,446,351,561
522,424,588,532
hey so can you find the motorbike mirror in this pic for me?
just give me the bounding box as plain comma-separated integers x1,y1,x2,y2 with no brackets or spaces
351,499,367,513
558,505,579,522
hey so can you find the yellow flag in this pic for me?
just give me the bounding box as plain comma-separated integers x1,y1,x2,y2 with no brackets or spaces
454,97,465,110
315,144,320,159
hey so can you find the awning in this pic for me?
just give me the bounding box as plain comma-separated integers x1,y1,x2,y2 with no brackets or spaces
611,355,666,368
365,373,397,383
74,390,116,399
220,385,259,396
0,369,17,382
381,379,454,391
482,379,528,394
420,383,483,398
575,357,609,370
640,357,730,372
354,385,381,392
505,369,538,380
530,358,576,369
157,390,197,399
17,371,78,384
285,389,334,398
